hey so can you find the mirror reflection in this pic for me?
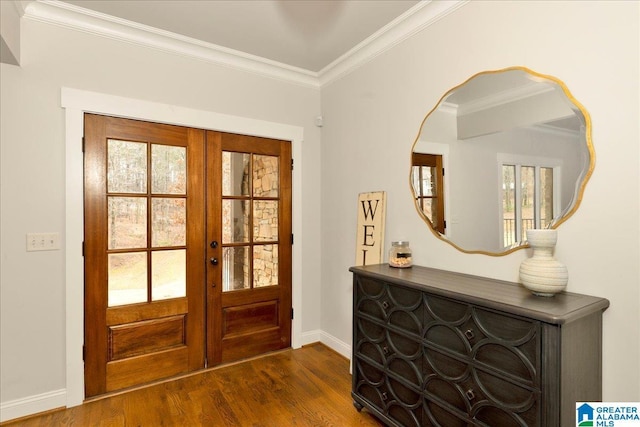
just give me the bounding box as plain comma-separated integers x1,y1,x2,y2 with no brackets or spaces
411,67,593,255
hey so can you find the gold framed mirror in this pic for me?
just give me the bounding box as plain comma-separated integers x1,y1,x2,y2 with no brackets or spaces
410,66,594,255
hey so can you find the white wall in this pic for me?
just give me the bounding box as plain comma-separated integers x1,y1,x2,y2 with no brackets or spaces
321,0,639,401
1,0,638,421
0,17,322,416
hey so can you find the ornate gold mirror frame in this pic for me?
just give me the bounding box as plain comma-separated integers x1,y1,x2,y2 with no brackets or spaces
410,66,595,255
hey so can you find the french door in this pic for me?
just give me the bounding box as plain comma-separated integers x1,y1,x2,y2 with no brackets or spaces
206,131,292,365
84,114,291,397
412,153,445,234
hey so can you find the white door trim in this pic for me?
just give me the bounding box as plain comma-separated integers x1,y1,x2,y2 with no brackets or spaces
62,87,304,407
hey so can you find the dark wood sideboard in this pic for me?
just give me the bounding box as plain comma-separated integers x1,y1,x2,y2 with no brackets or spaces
350,264,609,427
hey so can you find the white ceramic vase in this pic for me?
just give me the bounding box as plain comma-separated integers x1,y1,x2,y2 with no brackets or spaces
519,229,568,297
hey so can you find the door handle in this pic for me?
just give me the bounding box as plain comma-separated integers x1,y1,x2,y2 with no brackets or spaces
210,257,218,265
210,241,218,249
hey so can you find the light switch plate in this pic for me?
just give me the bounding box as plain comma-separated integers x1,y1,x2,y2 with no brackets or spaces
26,232,60,251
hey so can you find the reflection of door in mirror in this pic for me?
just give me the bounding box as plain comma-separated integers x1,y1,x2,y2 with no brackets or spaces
412,153,445,233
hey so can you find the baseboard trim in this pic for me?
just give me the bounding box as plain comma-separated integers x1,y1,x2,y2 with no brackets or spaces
300,329,322,346
0,389,66,423
301,329,352,360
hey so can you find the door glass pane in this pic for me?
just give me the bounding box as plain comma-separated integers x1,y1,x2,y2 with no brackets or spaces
222,200,249,243
151,144,186,195
108,252,147,307
108,197,147,250
152,198,186,247
412,166,436,224
151,250,186,301
502,165,516,247
521,166,535,238
414,166,434,197
222,246,249,291
253,155,279,197
429,199,438,228
107,139,147,193
254,244,278,288
253,201,278,242
222,152,250,196
419,198,435,225
410,166,420,196
540,167,554,228
427,167,436,197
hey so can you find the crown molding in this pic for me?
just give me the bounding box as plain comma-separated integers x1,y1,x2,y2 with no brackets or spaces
20,0,469,89
12,1,30,16
457,83,556,116
318,1,469,87
532,122,581,138
438,102,458,115
22,0,320,88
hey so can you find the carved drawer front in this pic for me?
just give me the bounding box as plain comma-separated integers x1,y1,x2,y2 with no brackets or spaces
355,324,422,385
357,335,422,379
422,363,540,427
422,294,541,426
356,276,386,321
355,277,423,334
359,322,421,357
424,295,540,387
354,358,423,427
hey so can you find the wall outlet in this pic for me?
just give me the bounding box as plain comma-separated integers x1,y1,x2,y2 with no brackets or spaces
26,232,60,251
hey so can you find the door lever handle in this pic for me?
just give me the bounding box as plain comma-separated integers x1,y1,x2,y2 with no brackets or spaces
210,257,218,265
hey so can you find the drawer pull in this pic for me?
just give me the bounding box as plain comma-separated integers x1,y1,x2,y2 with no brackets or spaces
382,346,390,355
382,301,390,310
381,392,388,401
464,329,475,340
465,389,475,400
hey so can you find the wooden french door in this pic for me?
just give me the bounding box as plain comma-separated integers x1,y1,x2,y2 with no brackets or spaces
206,131,292,365
412,152,445,234
84,115,291,397
84,114,206,397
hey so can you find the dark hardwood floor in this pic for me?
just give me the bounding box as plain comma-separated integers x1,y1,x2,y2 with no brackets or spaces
3,343,383,426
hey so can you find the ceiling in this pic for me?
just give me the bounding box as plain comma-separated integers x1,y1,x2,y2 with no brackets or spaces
58,0,421,73
444,69,583,133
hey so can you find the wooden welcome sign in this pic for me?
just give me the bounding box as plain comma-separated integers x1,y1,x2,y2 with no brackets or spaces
355,191,386,266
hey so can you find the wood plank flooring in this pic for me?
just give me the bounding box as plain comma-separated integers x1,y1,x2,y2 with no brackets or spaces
3,343,383,426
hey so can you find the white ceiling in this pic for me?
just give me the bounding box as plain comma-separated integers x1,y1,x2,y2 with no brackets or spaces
58,0,421,72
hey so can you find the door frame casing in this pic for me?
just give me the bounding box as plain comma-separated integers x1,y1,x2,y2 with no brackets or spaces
62,87,304,407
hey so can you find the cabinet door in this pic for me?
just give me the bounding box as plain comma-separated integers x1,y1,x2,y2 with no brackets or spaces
353,276,424,426
423,294,541,425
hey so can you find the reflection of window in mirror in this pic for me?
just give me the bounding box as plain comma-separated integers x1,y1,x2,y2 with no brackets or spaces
500,156,559,248
412,153,445,233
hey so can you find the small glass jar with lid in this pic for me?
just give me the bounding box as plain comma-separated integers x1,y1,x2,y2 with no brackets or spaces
389,241,412,268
